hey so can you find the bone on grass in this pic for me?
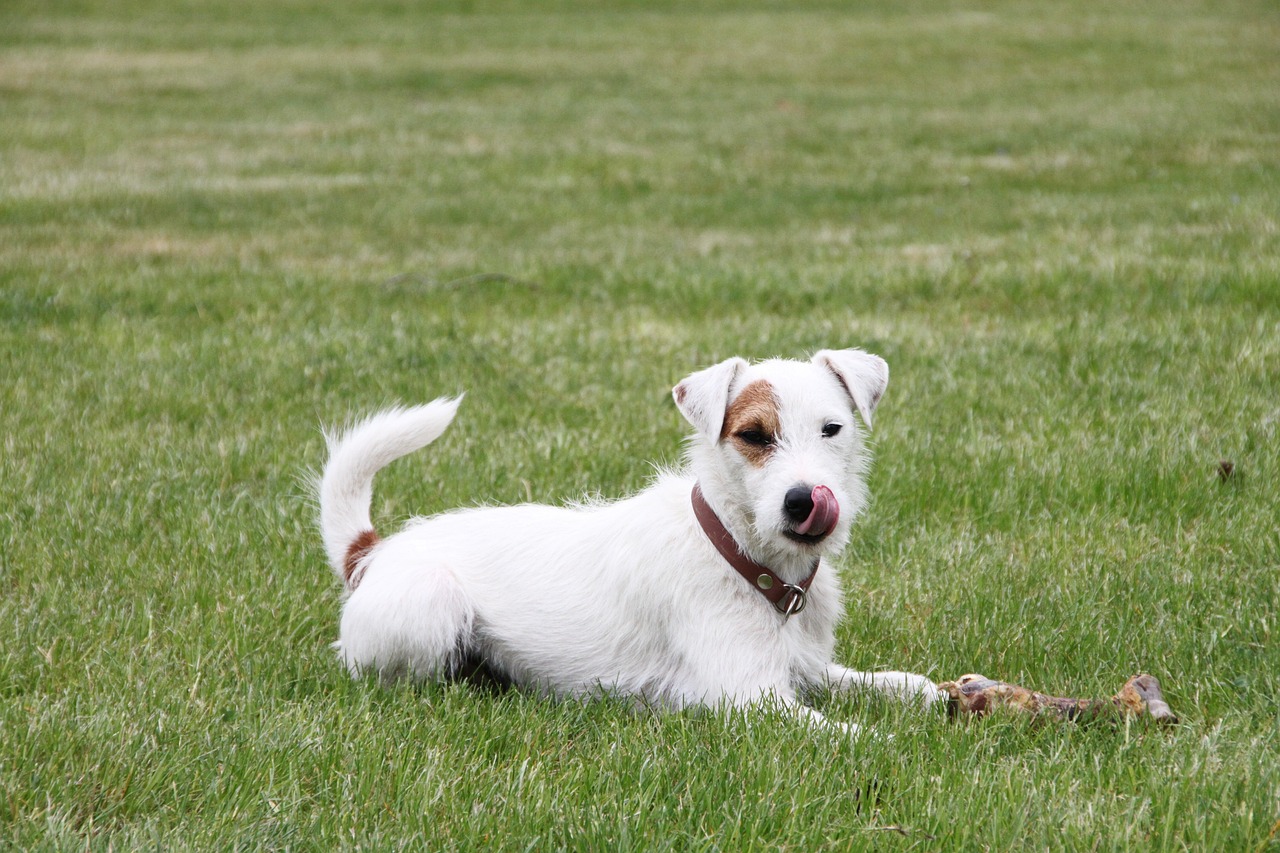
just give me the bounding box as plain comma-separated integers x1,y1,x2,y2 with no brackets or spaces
938,673,1178,725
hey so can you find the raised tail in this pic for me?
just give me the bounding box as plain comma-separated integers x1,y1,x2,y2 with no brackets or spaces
319,396,463,588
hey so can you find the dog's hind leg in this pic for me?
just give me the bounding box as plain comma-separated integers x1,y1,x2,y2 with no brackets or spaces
336,556,475,683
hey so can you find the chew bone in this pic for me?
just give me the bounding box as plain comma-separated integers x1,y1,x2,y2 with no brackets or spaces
938,673,1178,725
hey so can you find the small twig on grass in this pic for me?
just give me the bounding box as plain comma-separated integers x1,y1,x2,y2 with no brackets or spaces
1255,817,1280,853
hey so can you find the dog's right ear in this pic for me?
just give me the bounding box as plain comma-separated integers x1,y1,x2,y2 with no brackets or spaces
672,357,749,441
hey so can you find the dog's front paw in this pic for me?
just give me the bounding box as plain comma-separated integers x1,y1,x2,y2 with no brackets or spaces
914,676,946,709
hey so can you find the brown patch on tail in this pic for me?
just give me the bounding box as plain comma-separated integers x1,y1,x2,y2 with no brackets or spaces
343,529,380,587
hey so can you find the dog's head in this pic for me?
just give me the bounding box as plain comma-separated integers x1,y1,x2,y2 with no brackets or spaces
673,349,887,572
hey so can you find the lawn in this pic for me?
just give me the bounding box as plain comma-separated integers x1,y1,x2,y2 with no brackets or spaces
2,0,1278,848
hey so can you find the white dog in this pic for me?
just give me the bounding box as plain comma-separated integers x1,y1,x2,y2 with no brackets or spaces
319,349,939,734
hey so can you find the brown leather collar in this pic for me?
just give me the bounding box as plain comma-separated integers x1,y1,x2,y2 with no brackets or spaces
691,483,819,619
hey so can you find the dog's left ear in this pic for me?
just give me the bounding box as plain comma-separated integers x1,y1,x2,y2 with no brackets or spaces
813,348,889,429
672,356,749,441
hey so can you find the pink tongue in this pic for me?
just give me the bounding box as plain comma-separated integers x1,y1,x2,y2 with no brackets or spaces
794,485,839,537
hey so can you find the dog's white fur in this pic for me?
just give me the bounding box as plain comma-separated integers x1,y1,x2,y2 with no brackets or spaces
319,349,939,734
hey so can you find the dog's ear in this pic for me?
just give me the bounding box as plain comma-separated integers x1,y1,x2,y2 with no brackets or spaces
672,357,749,441
813,349,889,429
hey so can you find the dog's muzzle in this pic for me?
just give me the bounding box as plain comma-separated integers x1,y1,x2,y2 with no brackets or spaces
783,484,840,543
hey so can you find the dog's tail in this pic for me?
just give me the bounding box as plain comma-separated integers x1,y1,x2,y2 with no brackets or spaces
319,396,463,588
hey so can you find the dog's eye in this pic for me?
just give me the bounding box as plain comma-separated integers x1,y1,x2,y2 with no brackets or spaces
822,423,843,438
737,429,774,447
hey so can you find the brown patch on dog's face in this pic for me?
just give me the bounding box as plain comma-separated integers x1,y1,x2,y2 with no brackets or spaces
721,379,781,467
344,529,381,586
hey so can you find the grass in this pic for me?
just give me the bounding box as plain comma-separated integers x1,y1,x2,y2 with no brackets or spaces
2,0,1279,848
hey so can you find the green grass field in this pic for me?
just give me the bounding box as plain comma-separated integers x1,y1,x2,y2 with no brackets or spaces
3,0,1278,848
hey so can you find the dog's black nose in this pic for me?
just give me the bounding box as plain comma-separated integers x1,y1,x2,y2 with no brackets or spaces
783,486,814,522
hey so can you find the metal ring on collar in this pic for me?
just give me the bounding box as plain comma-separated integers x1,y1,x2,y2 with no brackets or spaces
779,584,808,619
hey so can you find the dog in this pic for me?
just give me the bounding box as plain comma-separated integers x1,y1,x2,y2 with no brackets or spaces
318,349,940,734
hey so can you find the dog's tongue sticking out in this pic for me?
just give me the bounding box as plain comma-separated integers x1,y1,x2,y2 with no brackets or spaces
794,485,839,538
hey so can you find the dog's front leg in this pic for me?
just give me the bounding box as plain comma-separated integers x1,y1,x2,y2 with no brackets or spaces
744,691,863,738
822,664,944,708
